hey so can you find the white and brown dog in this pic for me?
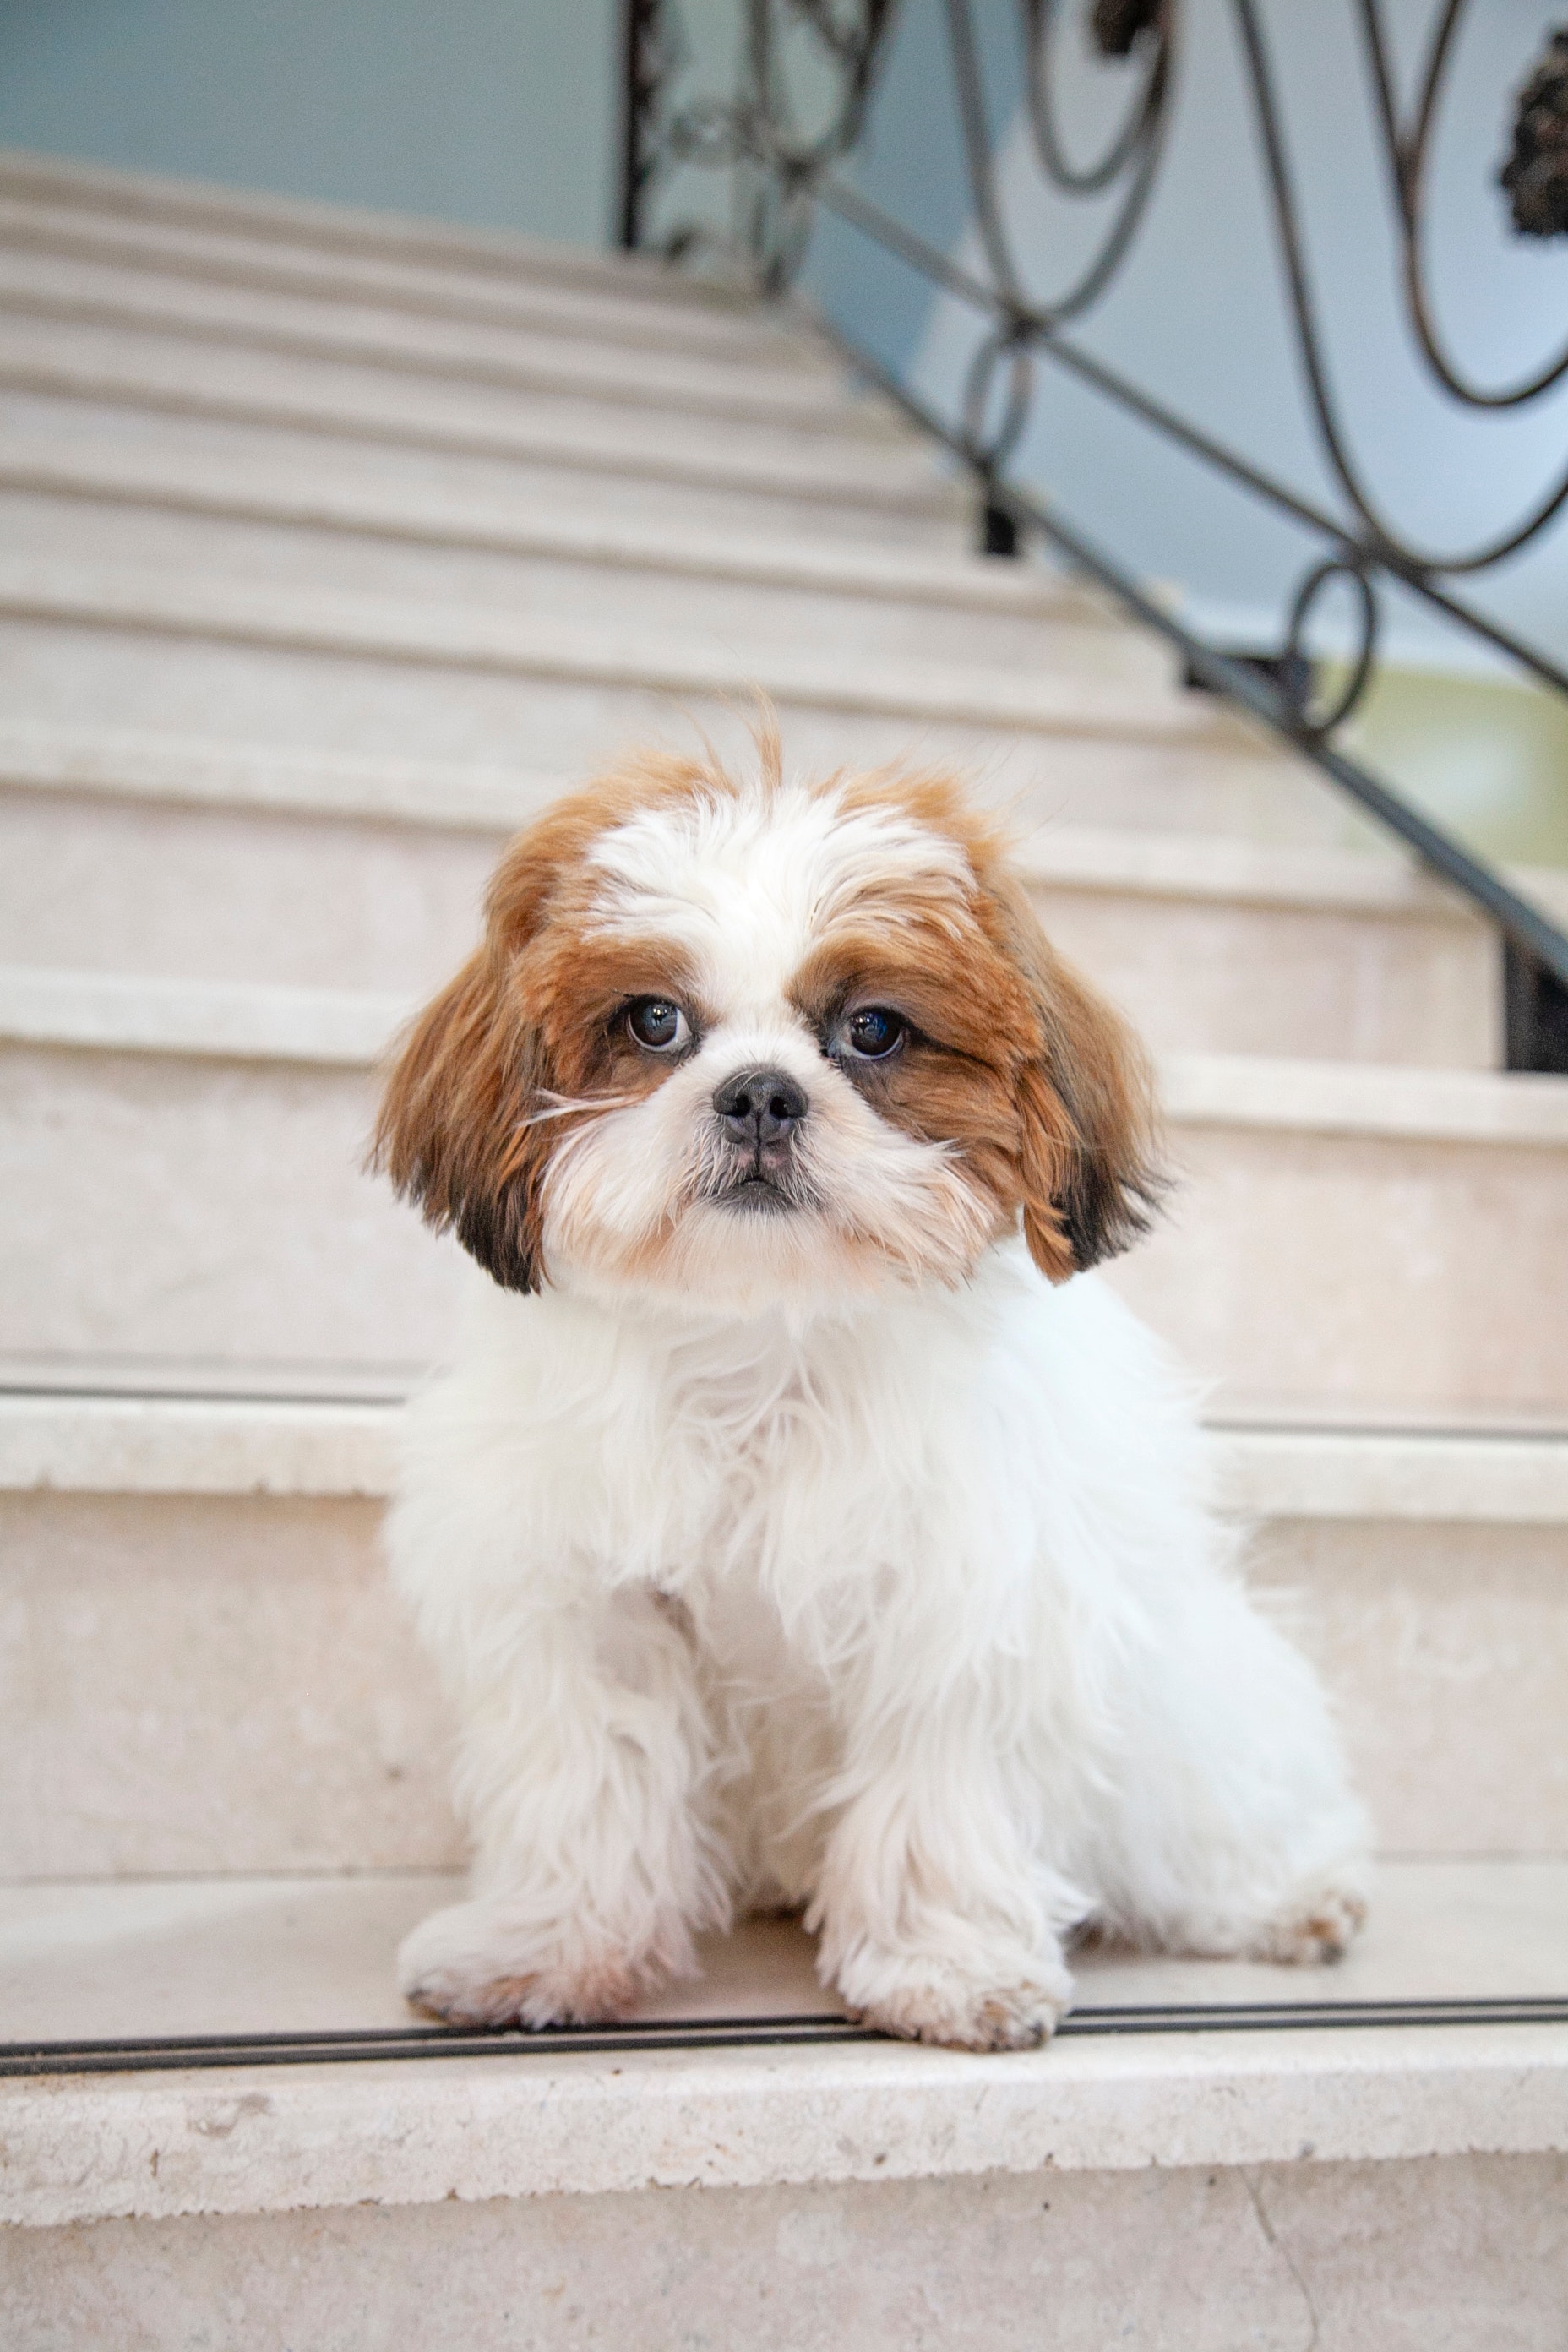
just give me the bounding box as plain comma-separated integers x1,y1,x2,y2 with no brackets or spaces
375,734,1368,2050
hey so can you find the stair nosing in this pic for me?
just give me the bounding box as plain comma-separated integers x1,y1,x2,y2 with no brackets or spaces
0,559,1244,747
1,725,1501,927
0,153,803,338
0,206,830,373
0,438,1093,618
6,1387,1568,1520
0,281,900,438
0,347,962,514
3,1999,1564,2230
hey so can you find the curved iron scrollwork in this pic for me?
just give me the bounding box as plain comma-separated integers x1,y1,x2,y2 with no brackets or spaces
621,0,1568,1066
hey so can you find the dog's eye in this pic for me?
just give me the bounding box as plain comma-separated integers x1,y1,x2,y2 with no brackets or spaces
626,998,691,1053
840,1007,906,1061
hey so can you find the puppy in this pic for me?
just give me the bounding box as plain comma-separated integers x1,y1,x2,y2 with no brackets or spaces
375,735,1368,2050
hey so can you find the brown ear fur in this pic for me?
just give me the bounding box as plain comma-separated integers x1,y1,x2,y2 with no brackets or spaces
369,787,608,1295
998,880,1166,1282
372,750,726,1293
373,944,552,1293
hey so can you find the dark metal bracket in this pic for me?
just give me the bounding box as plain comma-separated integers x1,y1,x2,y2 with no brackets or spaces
1505,940,1568,1073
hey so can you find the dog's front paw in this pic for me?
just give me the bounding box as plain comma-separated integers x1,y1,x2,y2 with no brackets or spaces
398,1900,645,2028
835,1944,1073,2051
1246,1884,1368,1967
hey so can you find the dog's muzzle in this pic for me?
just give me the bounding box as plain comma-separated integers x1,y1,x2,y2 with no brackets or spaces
707,1066,810,1212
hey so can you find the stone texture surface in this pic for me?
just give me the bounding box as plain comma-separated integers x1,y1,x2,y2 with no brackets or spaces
1250,1519,1568,1856
6,2018,1568,2228
3,1862,1562,2044
0,1040,459,1389
3,1474,1565,1874
0,1492,459,1876
0,480,1125,672
1112,1115,1568,1419
3,2148,1566,2351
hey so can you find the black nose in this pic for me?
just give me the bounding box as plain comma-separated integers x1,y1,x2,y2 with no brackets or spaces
712,1066,808,1148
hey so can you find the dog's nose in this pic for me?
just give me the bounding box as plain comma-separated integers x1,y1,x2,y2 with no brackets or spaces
712,1067,808,1148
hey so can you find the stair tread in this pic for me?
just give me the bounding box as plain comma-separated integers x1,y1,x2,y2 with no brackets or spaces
3,1860,1564,2228
0,720,1320,836
5,1384,1567,1517
0,330,954,500
0,557,1291,744
0,153,803,352
0,434,1091,614
0,257,897,433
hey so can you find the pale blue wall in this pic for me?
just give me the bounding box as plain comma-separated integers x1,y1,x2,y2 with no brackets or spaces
0,0,619,244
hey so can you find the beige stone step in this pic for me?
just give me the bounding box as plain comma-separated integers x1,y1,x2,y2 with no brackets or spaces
0,153,814,366
3,1392,1565,1874
0,315,957,525
0,720,1500,1064
0,433,1122,670
0,333,963,548
0,242,896,436
0,560,1329,841
7,1860,1565,2039
0,385,963,551
0,715,1380,860
4,970,1565,1418
0,1861,1564,2351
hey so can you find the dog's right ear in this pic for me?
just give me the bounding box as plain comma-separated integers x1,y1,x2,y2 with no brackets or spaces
373,944,549,1295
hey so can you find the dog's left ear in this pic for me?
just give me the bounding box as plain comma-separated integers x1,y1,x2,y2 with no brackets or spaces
999,883,1166,1282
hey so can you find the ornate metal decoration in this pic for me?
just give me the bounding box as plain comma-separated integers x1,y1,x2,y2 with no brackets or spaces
620,1,1568,1067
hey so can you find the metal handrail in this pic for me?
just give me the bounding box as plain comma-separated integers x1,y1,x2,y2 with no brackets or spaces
619,0,1568,1071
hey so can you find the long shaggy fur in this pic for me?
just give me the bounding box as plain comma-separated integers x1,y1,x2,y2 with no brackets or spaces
377,739,1368,2050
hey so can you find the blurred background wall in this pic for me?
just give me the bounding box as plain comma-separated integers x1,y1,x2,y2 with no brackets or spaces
0,0,620,244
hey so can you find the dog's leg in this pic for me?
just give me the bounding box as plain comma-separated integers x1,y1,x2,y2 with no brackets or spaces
808,1687,1082,2051
398,1581,723,2028
1099,1572,1372,1967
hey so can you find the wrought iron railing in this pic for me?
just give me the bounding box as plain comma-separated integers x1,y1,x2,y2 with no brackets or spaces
618,0,1568,1073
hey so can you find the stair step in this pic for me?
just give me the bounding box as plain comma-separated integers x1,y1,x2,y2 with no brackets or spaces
3,1384,1566,1876
0,155,814,364
0,559,1320,833
0,392,963,554
0,245,899,436
0,312,952,499
0,712,1383,847
0,551,1261,741
4,969,1564,1418
0,722,1500,1062
5,1857,1561,2044
0,435,1127,670
1,1865,1564,2352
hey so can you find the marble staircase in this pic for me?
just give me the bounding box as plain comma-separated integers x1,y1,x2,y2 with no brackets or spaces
1,150,1565,2348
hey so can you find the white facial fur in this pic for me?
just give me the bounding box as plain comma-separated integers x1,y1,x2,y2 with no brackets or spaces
537,776,999,1315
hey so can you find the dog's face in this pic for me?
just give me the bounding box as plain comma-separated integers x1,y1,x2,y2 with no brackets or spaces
376,745,1162,1315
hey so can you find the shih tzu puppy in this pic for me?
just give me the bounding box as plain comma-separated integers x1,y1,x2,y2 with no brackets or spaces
375,733,1368,2051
